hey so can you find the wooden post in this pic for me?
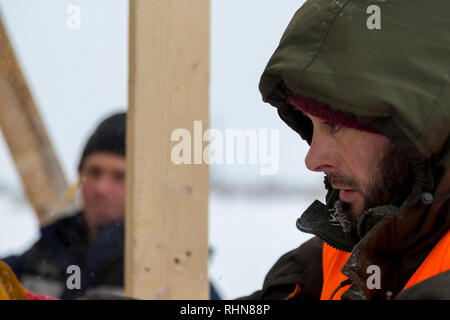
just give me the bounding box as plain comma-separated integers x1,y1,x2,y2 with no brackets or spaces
126,0,210,299
0,17,69,226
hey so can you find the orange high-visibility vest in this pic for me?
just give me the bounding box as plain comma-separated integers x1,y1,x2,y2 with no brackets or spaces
320,244,351,300
320,230,450,300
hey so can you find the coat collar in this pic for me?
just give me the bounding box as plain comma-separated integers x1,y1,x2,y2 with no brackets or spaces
296,170,450,299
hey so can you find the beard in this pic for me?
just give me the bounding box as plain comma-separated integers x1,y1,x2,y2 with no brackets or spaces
327,142,412,223
364,142,413,210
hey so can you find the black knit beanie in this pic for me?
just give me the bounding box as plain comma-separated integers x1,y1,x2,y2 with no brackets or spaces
78,112,126,172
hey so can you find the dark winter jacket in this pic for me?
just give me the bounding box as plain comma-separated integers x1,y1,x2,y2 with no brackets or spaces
242,0,450,300
3,212,125,299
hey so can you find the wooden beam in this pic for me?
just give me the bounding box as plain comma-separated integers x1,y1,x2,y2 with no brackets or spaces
0,17,69,226
126,0,210,299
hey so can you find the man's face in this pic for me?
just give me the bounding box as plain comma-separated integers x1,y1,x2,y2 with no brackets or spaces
79,152,126,230
304,114,409,217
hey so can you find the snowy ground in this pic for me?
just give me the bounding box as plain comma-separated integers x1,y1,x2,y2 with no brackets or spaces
0,192,40,257
208,191,317,299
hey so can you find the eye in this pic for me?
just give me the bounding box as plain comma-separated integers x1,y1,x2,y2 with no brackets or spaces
85,166,102,179
332,124,341,132
324,122,341,132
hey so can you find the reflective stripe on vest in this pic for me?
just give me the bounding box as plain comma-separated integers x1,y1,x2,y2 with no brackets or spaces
320,230,450,300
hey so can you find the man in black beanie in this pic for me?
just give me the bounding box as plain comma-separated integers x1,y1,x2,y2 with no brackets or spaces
2,112,127,299
77,112,126,239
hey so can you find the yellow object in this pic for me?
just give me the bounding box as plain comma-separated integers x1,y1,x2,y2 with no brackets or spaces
65,181,79,202
0,260,28,300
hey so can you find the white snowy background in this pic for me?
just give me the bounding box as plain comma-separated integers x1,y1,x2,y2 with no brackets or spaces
0,0,323,299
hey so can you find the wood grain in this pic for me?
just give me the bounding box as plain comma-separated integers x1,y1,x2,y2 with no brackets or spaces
126,0,210,299
0,17,69,226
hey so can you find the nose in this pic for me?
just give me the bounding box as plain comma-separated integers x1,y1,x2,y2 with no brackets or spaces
93,175,112,196
304,133,336,173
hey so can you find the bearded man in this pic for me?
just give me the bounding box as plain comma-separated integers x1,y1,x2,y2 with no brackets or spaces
241,0,449,300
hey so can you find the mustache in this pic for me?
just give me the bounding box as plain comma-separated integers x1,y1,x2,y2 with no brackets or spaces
327,173,360,191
